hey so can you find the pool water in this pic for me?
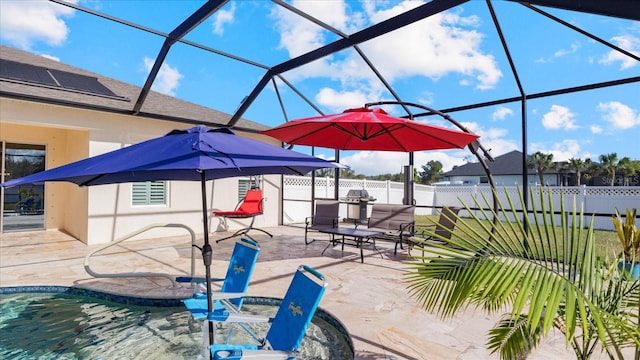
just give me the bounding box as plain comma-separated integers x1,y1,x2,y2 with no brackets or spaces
0,292,353,360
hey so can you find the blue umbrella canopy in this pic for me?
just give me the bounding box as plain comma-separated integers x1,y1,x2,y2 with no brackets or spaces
0,125,340,345
1,125,339,187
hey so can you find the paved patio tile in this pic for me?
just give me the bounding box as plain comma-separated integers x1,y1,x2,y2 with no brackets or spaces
0,226,598,359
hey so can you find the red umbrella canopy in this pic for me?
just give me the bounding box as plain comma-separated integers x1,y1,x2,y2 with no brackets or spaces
260,107,480,152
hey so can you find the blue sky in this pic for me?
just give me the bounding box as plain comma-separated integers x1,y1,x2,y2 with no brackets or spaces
1,0,638,176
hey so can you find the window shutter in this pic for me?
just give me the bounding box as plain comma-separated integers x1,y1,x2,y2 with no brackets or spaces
148,181,166,204
238,179,250,202
132,181,166,206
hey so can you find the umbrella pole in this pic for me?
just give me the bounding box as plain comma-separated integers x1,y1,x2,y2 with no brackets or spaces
200,172,215,346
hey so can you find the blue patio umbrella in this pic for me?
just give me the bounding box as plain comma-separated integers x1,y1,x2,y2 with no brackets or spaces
0,125,340,344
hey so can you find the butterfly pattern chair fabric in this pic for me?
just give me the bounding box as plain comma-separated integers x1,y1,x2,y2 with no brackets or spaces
181,238,261,321
213,189,273,243
208,265,328,360
304,200,340,245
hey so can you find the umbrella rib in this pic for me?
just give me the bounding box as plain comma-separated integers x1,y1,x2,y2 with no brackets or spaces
279,122,337,144
80,174,106,187
196,140,240,169
364,124,410,152
284,166,304,176
340,123,365,139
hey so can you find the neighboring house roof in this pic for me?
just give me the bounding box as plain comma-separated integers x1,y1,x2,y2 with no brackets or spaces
0,45,267,132
443,150,559,177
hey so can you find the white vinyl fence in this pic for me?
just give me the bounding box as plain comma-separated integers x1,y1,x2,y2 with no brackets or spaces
282,175,640,231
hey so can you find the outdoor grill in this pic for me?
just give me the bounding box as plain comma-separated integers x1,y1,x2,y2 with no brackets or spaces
342,189,377,223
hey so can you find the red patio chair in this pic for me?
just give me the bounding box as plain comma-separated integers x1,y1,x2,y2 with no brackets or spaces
213,189,273,243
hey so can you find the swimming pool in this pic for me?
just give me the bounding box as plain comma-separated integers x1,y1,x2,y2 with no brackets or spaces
0,286,354,359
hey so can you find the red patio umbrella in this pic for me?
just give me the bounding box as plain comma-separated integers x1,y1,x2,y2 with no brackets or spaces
260,107,479,152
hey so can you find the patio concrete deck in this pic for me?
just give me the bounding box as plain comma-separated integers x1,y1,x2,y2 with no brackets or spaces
1,226,580,359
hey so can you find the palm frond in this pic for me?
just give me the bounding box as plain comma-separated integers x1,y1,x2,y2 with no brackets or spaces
405,186,640,359
487,314,540,360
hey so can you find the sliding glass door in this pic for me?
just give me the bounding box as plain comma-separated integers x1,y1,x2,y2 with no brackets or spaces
1,142,46,232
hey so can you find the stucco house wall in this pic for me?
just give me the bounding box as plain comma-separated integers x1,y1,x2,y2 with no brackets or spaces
1,45,290,245
1,85,283,245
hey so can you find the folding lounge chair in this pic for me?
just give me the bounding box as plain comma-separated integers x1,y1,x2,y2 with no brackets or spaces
208,265,328,360
214,189,273,243
180,238,261,321
409,206,461,254
304,200,339,245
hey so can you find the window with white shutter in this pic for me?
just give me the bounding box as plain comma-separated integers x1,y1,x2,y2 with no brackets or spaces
237,177,261,201
132,181,167,206
238,179,250,202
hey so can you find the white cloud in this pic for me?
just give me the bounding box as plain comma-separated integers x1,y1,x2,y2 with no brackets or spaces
542,105,578,130
340,149,469,176
597,101,640,129
272,0,502,93
536,41,582,63
492,106,513,121
416,91,435,107
599,33,640,70
341,151,409,176
459,121,518,158
272,0,352,58
554,41,581,58
0,0,77,49
590,125,603,134
360,8,502,90
339,122,518,176
143,57,183,96
315,87,371,111
212,2,235,36
530,139,583,162
40,53,60,62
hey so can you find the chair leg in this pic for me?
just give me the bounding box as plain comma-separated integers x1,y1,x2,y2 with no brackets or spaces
215,232,241,243
250,227,273,237
304,229,315,245
216,216,272,243
394,237,406,256
243,216,272,238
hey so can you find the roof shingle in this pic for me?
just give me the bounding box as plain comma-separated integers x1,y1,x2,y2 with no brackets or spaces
0,45,268,132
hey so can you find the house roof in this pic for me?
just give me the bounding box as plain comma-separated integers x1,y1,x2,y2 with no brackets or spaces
0,45,268,132
443,150,557,177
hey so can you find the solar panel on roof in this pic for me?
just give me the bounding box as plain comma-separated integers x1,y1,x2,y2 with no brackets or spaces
48,69,117,97
0,59,58,87
0,58,125,100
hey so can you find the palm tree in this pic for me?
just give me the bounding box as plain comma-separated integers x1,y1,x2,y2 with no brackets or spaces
581,158,596,185
566,158,585,186
599,152,619,186
618,158,640,186
405,187,640,359
528,152,554,185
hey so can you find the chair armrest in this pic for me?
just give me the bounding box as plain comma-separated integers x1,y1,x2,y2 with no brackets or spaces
305,216,312,226
413,224,437,234
399,221,415,237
